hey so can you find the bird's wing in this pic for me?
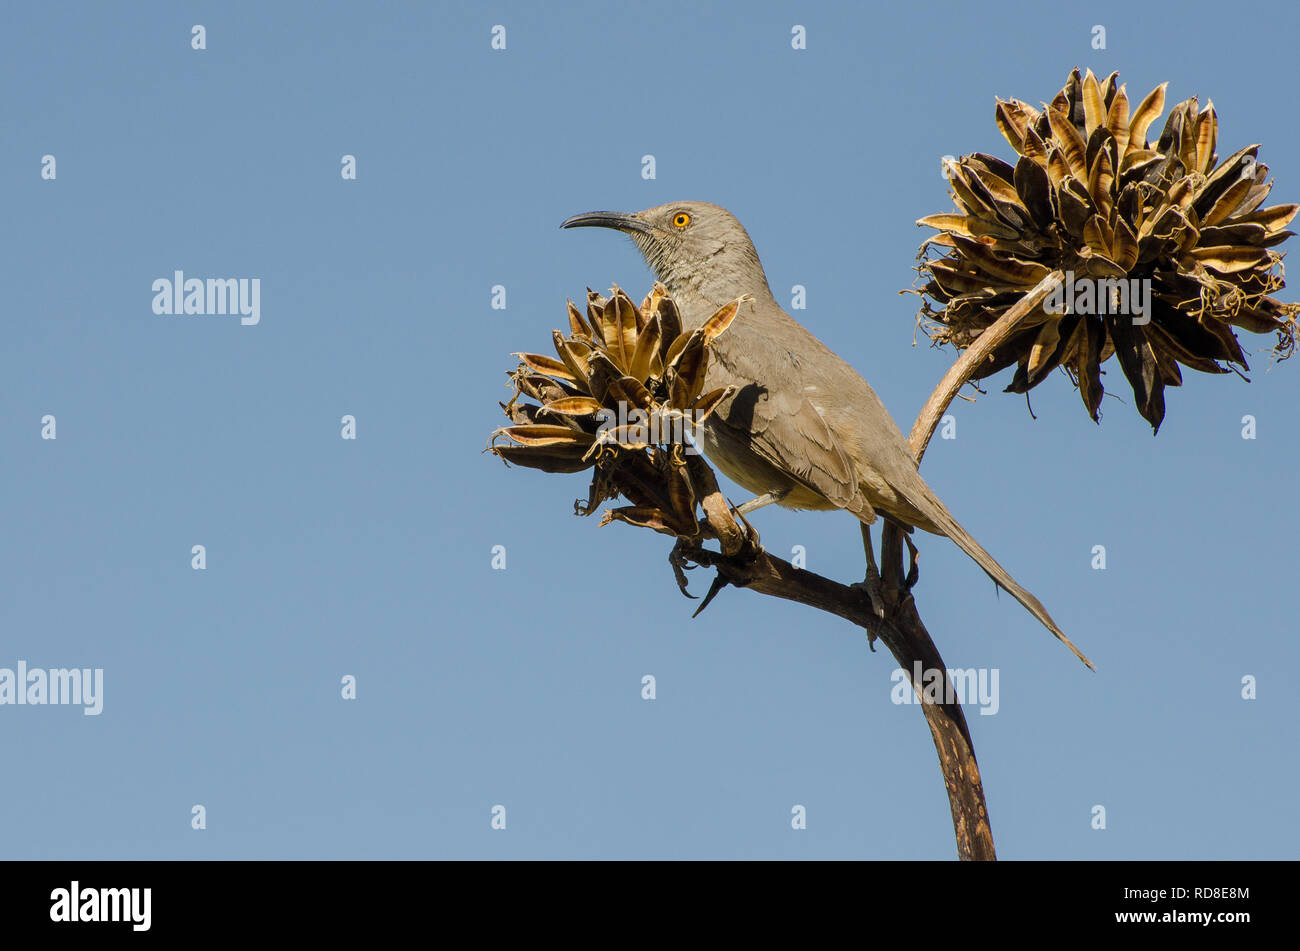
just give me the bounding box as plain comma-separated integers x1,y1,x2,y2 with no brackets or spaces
709,343,861,510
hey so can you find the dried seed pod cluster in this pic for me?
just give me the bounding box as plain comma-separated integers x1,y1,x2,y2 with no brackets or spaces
489,284,743,536
915,68,1298,431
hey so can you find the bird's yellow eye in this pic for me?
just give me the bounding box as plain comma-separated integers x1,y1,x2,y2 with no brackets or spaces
673,212,691,228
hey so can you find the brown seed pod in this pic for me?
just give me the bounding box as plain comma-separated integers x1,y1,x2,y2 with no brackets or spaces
915,68,1298,432
489,285,743,536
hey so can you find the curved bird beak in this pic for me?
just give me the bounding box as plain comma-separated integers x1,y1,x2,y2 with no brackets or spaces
560,210,650,235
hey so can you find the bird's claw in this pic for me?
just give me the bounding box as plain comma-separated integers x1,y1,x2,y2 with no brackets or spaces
851,571,887,620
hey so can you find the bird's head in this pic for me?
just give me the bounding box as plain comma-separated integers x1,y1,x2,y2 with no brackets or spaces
561,201,772,311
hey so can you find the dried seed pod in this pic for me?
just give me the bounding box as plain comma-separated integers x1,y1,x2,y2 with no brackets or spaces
915,68,1298,432
489,285,741,537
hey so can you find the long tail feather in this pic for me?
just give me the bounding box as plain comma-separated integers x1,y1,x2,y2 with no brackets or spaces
902,489,1095,670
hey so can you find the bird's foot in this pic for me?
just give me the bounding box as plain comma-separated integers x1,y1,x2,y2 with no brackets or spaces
851,570,887,620
855,523,887,618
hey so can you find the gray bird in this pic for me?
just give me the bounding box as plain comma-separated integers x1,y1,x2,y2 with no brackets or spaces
562,201,1092,669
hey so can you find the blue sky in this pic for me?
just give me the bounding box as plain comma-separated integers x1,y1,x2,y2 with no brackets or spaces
2,0,1296,859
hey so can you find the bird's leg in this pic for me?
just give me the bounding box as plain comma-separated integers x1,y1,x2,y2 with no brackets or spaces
851,523,887,619
734,488,790,516
902,532,920,592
